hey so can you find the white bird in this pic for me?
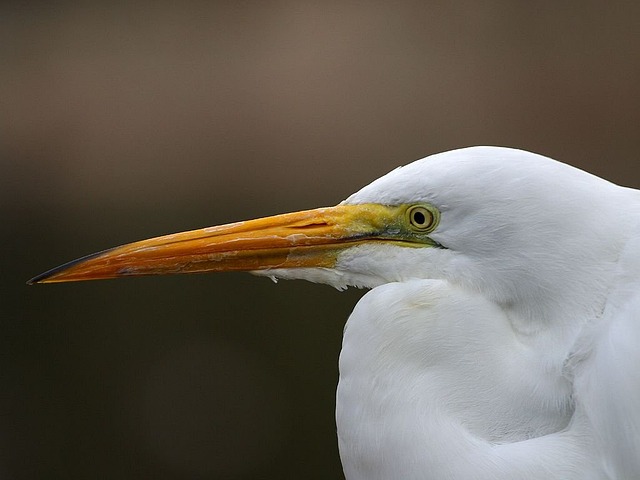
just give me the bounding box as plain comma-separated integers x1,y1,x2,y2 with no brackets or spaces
29,146,640,479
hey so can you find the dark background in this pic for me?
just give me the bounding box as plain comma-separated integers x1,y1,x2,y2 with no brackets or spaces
3,2,639,479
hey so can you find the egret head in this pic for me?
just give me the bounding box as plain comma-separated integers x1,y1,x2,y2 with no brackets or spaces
29,147,628,326
331,147,628,324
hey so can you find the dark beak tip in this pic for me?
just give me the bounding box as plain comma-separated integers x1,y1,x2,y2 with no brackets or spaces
27,247,115,286
26,270,56,285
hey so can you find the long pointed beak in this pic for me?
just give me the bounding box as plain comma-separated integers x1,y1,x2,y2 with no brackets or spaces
28,204,410,284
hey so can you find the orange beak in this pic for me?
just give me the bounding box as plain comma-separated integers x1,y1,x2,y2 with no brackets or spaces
28,203,415,284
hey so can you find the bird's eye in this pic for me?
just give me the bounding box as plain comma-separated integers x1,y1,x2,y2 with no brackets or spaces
406,205,438,233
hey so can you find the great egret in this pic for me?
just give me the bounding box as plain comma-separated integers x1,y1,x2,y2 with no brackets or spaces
29,146,640,479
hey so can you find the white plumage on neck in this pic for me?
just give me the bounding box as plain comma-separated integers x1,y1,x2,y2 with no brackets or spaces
337,280,596,479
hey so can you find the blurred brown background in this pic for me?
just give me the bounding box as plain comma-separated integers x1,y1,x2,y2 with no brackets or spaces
3,2,639,479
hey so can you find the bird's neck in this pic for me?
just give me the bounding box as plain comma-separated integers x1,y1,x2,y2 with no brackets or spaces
336,279,575,479
500,266,616,374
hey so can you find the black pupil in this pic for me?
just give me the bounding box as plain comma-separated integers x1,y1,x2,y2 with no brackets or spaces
413,210,426,226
